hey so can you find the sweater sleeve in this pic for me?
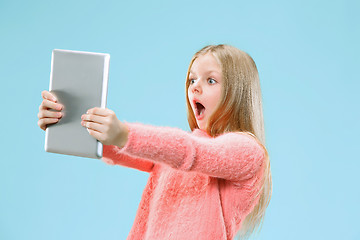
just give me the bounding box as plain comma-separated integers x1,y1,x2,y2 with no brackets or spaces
118,123,266,181
102,144,155,173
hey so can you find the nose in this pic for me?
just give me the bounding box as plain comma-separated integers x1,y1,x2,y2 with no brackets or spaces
191,79,202,94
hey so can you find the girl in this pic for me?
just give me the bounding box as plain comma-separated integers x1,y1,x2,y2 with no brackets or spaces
38,44,272,240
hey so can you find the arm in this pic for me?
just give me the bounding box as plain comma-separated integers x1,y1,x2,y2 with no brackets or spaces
102,144,154,173
118,123,266,181
81,108,265,180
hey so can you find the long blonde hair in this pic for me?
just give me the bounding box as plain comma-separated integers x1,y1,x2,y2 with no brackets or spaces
185,44,272,239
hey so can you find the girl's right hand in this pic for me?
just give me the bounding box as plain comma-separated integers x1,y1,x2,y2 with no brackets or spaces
37,90,64,131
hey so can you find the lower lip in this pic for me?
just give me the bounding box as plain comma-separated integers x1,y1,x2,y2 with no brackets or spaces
195,112,205,121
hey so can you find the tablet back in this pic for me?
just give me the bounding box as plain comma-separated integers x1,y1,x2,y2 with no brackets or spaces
45,49,110,159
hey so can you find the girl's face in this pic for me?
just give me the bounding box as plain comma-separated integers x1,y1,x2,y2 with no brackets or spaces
188,53,222,130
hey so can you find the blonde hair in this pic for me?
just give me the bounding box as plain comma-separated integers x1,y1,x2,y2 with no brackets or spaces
185,44,272,239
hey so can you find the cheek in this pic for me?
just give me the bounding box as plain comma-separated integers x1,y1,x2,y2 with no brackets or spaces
187,88,192,100
211,88,222,107
209,99,219,111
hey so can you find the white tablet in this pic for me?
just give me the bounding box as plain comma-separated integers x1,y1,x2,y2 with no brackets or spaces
45,49,110,159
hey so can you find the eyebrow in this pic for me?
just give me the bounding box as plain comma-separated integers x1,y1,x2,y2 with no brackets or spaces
189,70,221,75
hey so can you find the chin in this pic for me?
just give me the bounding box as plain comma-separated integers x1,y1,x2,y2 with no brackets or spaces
196,122,206,130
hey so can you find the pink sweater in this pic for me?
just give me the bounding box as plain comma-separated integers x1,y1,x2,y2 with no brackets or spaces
102,123,265,240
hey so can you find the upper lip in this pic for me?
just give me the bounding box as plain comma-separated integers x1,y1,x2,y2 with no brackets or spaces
192,98,201,107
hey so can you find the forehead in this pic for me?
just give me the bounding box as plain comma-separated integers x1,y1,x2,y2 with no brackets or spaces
190,53,221,74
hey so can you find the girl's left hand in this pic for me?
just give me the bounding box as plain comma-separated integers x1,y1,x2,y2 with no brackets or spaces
81,107,128,148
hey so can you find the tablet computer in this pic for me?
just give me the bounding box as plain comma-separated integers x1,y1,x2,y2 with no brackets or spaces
45,49,110,159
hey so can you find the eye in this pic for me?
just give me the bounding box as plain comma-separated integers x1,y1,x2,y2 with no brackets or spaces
189,78,196,85
208,78,217,84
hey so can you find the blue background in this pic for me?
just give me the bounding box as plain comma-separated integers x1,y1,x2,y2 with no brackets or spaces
1,0,359,239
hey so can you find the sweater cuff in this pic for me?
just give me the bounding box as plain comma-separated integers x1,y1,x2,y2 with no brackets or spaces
102,144,119,165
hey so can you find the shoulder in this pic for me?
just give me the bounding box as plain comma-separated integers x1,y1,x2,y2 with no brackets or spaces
217,130,257,142
219,131,268,159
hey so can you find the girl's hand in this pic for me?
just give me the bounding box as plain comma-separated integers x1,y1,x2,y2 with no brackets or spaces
38,90,64,131
81,107,129,148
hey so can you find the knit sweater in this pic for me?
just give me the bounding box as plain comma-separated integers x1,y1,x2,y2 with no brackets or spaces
102,123,266,240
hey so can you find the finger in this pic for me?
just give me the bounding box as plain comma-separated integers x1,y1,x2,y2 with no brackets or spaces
81,113,108,124
40,99,63,111
86,107,112,117
38,109,63,119
38,118,59,131
82,121,107,133
87,128,104,142
42,90,57,102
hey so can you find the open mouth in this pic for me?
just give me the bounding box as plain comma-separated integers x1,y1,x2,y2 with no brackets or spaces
195,101,205,117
